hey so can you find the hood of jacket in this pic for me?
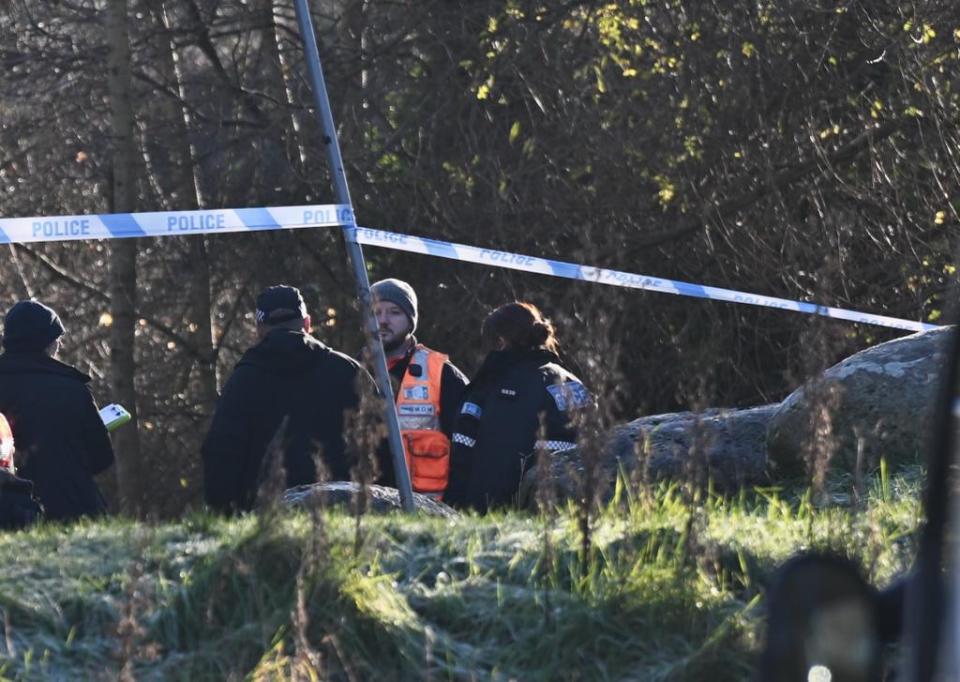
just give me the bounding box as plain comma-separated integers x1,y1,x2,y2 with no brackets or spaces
0,351,91,383
237,329,334,375
470,348,560,389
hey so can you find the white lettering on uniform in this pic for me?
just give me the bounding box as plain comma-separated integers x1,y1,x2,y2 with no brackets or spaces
547,382,591,411
403,386,430,400
399,404,435,415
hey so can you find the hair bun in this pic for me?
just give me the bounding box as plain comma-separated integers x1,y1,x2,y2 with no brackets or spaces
481,301,559,353
530,320,551,346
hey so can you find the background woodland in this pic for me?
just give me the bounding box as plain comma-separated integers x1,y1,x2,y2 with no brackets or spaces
0,0,957,515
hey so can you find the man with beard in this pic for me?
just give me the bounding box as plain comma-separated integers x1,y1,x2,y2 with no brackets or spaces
370,278,468,498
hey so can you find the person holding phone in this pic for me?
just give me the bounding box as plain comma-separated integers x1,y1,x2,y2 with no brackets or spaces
0,300,114,522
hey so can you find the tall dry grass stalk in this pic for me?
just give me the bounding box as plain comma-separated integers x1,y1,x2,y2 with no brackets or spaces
534,414,557,629
798,258,848,499
800,378,841,503
682,384,714,505
290,550,324,680
347,364,389,555
115,551,159,681
286,455,333,680
255,416,290,524
565,304,625,562
631,429,655,506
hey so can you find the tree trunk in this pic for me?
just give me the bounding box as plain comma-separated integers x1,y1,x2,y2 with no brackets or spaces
157,0,220,411
268,0,309,176
106,0,143,516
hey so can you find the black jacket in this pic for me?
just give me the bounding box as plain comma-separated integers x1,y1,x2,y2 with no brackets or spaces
444,349,589,513
202,329,375,513
0,352,114,521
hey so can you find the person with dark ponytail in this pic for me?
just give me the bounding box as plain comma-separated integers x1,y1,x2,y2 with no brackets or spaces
444,302,590,512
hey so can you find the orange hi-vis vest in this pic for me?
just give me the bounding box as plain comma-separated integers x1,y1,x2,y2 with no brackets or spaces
395,345,450,495
0,413,14,474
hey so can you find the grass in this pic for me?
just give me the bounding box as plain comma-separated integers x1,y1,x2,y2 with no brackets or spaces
0,468,923,681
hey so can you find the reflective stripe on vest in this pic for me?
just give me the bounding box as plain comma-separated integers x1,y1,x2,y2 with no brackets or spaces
396,345,451,495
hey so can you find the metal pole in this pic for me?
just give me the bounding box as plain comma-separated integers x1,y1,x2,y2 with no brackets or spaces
292,0,416,512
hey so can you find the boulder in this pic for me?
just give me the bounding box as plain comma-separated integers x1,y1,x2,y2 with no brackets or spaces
766,326,953,475
632,404,777,487
520,404,776,507
520,326,954,505
282,481,459,519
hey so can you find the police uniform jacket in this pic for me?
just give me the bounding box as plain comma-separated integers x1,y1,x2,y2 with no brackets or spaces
202,328,374,513
444,348,589,513
0,352,114,521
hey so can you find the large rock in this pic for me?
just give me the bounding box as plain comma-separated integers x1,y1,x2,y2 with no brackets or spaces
630,405,777,487
282,482,459,519
520,404,776,507
767,326,953,475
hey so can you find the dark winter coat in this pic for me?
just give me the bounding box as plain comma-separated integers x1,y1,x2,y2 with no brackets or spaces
0,470,43,530
0,352,114,521
444,348,589,513
202,329,377,513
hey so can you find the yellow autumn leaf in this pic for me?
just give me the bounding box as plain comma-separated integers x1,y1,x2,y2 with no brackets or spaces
509,120,521,144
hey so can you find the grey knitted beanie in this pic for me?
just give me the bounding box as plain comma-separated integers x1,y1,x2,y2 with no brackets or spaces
370,278,418,333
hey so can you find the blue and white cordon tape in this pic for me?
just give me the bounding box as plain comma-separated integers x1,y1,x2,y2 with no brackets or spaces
350,227,937,333
0,204,937,333
0,204,352,243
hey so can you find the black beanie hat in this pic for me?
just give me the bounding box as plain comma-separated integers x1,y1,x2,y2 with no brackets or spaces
255,285,308,325
370,278,418,333
2,300,66,352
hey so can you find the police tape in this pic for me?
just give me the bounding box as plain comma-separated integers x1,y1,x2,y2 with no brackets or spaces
0,203,937,333
0,204,353,243
351,226,939,333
